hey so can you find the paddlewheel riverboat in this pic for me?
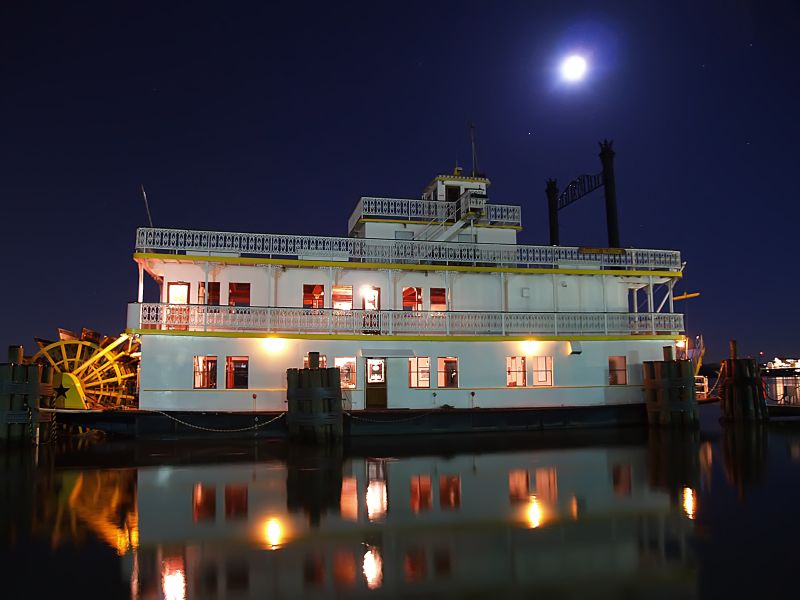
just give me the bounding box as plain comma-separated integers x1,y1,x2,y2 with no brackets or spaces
68,165,686,436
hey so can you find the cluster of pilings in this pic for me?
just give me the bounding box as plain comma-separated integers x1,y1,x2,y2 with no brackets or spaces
0,346,53,444
642,347,699,427
720,340,768,422
286,352,344,443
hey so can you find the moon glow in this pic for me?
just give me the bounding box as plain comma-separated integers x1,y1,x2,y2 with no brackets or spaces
561,55,587,81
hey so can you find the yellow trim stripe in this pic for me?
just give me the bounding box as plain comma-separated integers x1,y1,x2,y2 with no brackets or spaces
142,384,636,392
355,217,522,231
134,252,681,279
128,328,680,342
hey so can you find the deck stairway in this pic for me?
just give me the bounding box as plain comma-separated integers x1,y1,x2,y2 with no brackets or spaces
415,190,487,242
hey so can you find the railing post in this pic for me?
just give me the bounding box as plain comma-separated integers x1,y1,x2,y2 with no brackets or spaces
387,310,393,335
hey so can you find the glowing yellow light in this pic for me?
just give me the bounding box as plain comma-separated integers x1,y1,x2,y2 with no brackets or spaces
264,518,283,548
527,495,542,528
362,546,383,589
161,560,186,600
261,337,287,354
676,339,687,349
366,480,387,522
682,487,696,520
521,340,540,355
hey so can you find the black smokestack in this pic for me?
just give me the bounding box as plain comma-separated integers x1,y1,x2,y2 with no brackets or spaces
599,140,620,248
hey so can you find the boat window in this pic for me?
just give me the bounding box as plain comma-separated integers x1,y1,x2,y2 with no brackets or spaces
445,185,460,203
402,287,423,311
332,285,352,310
167,281,190,304
335,357,356,389
531,356,553,387
430,288,447,311
361,286,381,311
193,355,217,389
224,484,248,520
198,281,220,305
437,357,459,388
439,475,461,510
608,356,627,385
228,283,250,307
410,475,432,513
394,230,414,240
366,358,385,383
408,357,430,388
506,356,527,387
192,483,216,522
509,470,530,503
303,354,328,368
303,284,325,309
226,356,249,389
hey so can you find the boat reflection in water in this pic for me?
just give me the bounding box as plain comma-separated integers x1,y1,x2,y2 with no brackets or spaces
33,432,700,598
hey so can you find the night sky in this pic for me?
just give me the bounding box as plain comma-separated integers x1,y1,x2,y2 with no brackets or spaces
2,1,798,361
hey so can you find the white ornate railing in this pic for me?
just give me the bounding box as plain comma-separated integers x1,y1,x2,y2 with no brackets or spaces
130,303,684,336
348,196,521,233
135,227,682,271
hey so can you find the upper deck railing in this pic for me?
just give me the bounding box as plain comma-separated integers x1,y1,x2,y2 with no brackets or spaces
135,227,682,271
348,196,522,234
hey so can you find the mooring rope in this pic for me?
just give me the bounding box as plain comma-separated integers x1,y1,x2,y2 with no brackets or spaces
142,410,287,433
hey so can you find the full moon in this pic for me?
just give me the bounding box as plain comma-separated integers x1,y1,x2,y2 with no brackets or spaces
561,55,587,81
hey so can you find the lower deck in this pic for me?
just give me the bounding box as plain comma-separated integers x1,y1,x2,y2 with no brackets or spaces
136,334,678,413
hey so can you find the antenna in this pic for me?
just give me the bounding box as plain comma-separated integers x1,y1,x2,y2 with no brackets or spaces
469,122,479,177
140,184,154,228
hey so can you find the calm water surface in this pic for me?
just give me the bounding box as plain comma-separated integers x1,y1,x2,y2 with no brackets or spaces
2,405,800,599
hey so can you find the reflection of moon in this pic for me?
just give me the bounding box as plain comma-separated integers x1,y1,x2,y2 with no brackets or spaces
561,55,587,81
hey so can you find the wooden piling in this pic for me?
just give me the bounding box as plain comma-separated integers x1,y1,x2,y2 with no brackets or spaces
286,359,344,444
720,343,768,423
642,359,698,427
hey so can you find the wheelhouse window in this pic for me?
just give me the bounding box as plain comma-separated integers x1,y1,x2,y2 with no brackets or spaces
303,284,325,309
362,286,381,311
335,357,356,389
531,356,553,387
437,357,459,388
226,356,249,389
332,285,353,310
609,356,627,385
408,357,430,388
198,281,220,305
228,283,250,307
303,353,328,368
430,288,447,311
193,355,217,389
506,356,526,387
402,287,423,311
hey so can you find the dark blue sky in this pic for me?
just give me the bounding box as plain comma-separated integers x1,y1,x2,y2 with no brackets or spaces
2,1,798,361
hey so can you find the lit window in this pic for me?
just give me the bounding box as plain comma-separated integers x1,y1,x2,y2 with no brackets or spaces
366,459,388,521
408,357,430,388
506,356,526,387
193,483,216,522
437,357,459,388
226,356,249,389
439,475,461,510
612,464,632,497
609,356,627,385
224,484,248,520
508,469,529,503
335,357,357,389
535,467,558,503
193,355,217,389
168,281,190,304
340,476,358,521
402,287,423,311
367,358,385,384
332,285,353,310
362,286,381,311
303,284,325,309
531,356,553,387
410,475,432,513
198,281,220,305
430,287,447,311
303,353,328,368
228,283,250,307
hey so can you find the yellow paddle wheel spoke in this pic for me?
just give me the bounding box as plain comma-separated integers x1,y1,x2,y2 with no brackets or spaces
32,328,140,409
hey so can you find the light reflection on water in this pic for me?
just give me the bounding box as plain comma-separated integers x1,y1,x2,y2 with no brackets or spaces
4,409,800,599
